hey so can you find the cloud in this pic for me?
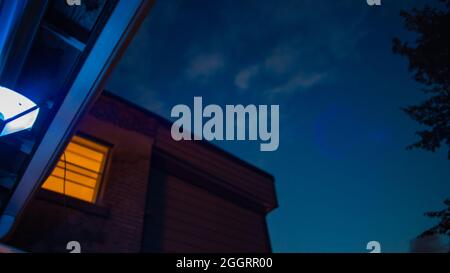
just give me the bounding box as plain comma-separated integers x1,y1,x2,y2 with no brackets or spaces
186,53,225,81
233,40,332,93
234,47,301,91
228,0,369,96
270,72,327,95
233,47,327,94
134,85,165,113
234,65,260,90
264,46,299,75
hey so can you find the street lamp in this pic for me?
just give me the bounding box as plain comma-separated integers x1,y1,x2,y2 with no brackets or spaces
0,86,39,137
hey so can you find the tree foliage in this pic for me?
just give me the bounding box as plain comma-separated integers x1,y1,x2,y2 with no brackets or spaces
392,0,450,158
419,199,450,238
393,1,450,241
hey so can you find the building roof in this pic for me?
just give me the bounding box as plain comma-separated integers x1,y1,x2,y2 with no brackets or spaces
100,90,276,183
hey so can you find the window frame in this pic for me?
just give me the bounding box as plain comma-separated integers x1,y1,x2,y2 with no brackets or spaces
41,133,112,204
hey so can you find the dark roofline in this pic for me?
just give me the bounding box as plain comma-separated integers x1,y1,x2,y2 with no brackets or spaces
101,90,276,182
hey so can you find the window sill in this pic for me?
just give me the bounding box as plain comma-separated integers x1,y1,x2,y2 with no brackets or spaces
36,189,111,218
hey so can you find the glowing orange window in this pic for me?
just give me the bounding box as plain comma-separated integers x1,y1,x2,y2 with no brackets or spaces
41,135,110,203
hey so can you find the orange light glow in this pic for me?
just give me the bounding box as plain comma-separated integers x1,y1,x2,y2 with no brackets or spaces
41,135,109,203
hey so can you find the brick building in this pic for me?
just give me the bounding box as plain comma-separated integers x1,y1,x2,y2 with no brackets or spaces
6,92,278,253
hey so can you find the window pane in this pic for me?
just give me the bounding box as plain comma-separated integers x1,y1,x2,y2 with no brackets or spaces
64,150,103,173
65,182,95,203
42,176,64,194
66,142,104,162
56,161,99,179
52,166,98,188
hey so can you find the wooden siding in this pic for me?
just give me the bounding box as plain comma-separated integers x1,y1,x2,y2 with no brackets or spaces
154,128,277,212
143,168,271,253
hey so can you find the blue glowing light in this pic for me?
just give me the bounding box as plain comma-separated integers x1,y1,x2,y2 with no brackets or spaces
0,86,39,137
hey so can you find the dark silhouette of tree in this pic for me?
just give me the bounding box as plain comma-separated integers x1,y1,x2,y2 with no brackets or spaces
392,0,450,158
419,199,449,238
393,0,450,243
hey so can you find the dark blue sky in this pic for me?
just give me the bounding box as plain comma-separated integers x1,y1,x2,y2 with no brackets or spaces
107,0,450,252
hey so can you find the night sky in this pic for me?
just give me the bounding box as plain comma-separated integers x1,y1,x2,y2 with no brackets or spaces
107,0,450,252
